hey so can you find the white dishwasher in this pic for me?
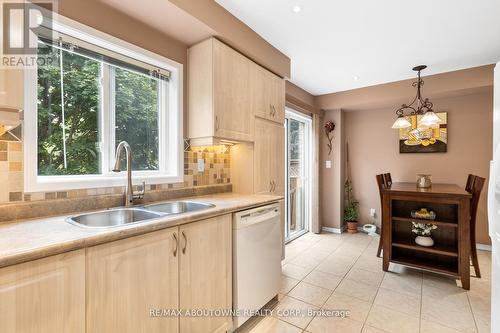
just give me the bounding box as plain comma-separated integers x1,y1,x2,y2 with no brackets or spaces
233,203,282,328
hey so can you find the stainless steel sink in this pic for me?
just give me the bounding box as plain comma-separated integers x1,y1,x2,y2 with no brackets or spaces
144,201,215,215
67,208,162,228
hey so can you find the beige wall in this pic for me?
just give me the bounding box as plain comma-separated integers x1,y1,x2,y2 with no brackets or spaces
320,109,345,230
344,89,493,244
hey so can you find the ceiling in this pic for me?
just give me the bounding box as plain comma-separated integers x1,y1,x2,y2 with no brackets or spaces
215,0,500,95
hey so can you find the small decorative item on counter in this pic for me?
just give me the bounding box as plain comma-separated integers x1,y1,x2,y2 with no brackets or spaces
416,174,432,188
324,120,335,155
411,208,436,220
411,222,438,247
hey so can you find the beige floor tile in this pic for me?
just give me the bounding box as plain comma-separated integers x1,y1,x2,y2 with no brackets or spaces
306,317,363,333
334,279,378,302
274,296,318,329
366,305,419,333
421,296,477,333
290,253,325,269
315,259,352,277
468,292,491,319
248,316,302,333
420,320,465,333
288,281,332,307
345,267,384,287
280,275,300,294
474,313,491,333
380,271,422,296
373,287,421,316
361,326,387,333
352,255,383,273
324,292,372,323
303,270,342,291
282,263,312,280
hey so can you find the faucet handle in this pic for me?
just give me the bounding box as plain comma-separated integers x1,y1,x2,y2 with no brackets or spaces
133,181,146,200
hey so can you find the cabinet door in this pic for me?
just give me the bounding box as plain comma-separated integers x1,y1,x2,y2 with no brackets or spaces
0,250,85,333
0,68,23,109
179,215,232,333
213,40,254,142
254,118,285,194
268,72,285,124
251,66,285,124
87,228,179,333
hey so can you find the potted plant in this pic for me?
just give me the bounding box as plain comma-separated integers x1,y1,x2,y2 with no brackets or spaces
411,222,438,247
344,180,359,233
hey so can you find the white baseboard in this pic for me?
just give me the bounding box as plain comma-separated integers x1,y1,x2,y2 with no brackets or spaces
322,226,345,234
477,243,492,251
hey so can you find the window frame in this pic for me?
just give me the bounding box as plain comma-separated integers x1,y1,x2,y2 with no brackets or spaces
24,13,183,192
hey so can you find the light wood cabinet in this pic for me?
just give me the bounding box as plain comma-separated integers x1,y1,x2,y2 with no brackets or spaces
179,215,232,333
0,250,85,333
254,118,285,195
251,64,285,124
188,38,254,145
86,228,179,333
0,68,23,110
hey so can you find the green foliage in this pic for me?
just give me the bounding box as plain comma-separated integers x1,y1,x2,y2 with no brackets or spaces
37,44,100,175
344,179,359,222
37,44,160,175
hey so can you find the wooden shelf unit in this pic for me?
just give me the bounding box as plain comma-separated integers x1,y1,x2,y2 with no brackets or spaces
381,182,471,289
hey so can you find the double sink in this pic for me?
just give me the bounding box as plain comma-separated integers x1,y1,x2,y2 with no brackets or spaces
67,201,215,228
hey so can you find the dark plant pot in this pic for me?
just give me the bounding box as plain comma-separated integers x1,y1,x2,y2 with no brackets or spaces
346,221,358,233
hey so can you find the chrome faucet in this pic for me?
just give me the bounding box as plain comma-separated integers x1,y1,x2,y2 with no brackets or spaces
112,141,145,207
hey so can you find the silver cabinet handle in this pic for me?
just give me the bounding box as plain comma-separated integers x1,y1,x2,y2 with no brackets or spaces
181,231,187,254
269,180,273,192
271,105,276,117
272,180,276,192
173,232,178,257
269,105,273,117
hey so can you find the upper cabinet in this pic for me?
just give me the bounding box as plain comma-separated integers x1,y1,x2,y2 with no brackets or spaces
0,68,23,110
188,38,286,145
188,38,254,145
250,64,285,124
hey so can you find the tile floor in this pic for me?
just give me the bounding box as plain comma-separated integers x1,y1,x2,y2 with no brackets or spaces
246,232,491,333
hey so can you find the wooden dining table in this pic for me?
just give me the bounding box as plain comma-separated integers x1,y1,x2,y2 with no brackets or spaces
381,182,472,289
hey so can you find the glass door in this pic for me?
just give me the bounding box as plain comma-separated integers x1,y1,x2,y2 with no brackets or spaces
285,109,312,242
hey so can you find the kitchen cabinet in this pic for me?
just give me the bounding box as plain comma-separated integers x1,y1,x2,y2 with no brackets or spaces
250,64,285,124
0,68,23,110
0,250,85,333
87,228,179,333
254,118,285,195
188,38,254,145
179,214,232,333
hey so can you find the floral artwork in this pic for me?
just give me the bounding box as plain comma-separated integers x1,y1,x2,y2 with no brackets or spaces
324,121,335,155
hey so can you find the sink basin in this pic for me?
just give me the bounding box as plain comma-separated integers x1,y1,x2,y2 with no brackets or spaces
144,201,215,215
67,208,162,228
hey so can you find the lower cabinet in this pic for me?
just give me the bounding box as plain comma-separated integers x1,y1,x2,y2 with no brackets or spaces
0,250,85,333
86,227,179,333
179,214,233,333
87,214,232,333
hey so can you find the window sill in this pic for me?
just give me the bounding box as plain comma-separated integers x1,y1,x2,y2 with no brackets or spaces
24,174,184,193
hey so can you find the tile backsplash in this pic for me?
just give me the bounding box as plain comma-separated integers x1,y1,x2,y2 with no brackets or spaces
0,142,231,205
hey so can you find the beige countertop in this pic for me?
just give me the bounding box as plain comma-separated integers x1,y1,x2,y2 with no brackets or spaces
0,193,283,269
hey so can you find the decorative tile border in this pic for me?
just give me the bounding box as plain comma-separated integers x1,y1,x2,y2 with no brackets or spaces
0,142,231,206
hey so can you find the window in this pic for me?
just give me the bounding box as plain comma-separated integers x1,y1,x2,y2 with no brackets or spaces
25,17,183,191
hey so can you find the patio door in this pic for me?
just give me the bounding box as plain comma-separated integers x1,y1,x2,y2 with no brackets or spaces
285,109,312,242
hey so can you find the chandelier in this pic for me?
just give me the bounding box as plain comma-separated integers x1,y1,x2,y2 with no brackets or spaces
391,65,441,129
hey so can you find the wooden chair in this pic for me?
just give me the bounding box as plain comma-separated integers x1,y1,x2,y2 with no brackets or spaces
376,173,392,257
465,174,485,278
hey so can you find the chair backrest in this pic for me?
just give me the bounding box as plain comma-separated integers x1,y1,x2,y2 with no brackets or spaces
376,174,385,192
383,173,392,187
469,175,485,228
466,174,475,193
